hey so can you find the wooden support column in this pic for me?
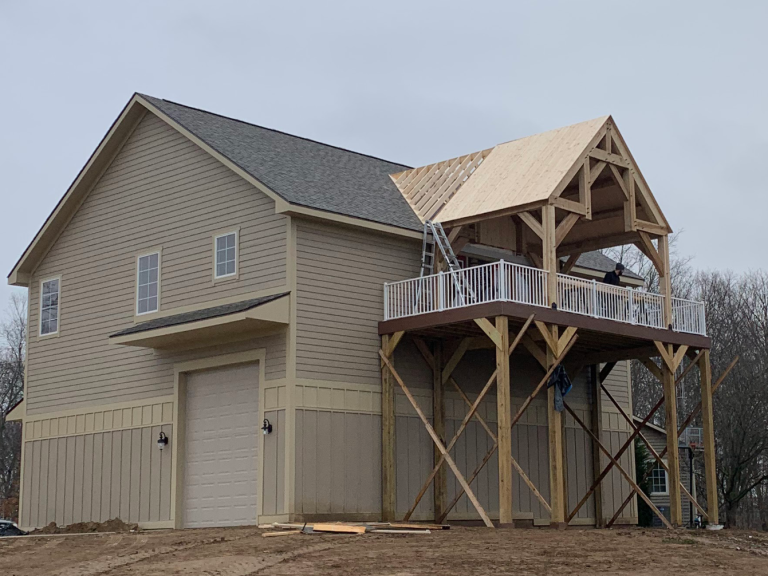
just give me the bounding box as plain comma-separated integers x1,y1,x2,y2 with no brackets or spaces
496,316,514,526
662,344,683,526
380,333,402,521
542,205,558,307
432,341,446,521
590,365,604,527
658,235,673,328
699,349,719,525
547,324,566,527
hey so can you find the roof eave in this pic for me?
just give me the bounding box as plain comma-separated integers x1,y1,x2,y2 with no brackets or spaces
8,94,149,287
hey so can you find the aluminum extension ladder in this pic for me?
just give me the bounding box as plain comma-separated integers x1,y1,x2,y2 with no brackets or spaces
417,221,476,308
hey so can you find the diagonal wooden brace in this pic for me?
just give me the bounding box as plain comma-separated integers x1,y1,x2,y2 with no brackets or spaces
564,403,673,529
606,355,739,527
379,349,494,527
403,368,498,520
437,376,552,522
567,349,704,522
600,382,708,520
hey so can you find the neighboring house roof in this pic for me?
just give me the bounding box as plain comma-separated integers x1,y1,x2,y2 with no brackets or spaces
572,252,644,281
110,292,289,338
140,95,422,232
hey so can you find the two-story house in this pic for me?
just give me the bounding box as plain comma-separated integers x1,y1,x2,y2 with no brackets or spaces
7,94,717,530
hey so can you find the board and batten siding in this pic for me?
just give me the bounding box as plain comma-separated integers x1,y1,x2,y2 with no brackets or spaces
294,220,421,384
26,112,288,415
21,418,173,529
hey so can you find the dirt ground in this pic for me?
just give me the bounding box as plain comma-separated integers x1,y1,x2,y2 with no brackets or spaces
1,525,768,576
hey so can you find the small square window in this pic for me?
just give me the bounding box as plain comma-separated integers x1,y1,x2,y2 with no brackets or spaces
214,232,238,279
40,278,60,335
137,252,160,314
650,463,668,495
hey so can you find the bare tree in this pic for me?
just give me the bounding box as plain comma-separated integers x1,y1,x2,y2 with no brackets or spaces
0,293,26,520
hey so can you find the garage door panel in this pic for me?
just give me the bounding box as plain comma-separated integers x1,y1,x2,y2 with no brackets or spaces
184,364,259,528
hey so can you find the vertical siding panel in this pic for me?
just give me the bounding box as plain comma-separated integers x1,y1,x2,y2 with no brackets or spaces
262,411,277,516
149,425,161,522
344,413,360,514
92,434,103,522
139,427,151,522
159,424,173,521
73,435,85,524
129,428,141,522
64,437,76,525
83,435,94,521
294,411,303,515
330,412,345,513
55,438,66,525
110,431,122,519
47,439,58,525
21,442,33,528
370,414,382,514
315,411,332,514
303,411,317,515
276,411,285,515
101,432,113,521
38,440,50,527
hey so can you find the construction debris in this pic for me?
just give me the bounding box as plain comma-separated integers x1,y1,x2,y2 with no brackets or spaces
258,521,447,538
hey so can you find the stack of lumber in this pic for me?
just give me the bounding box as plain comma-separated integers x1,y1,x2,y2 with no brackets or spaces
258,521,449,538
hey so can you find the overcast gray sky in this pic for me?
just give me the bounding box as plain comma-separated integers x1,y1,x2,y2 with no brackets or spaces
1,1,766,309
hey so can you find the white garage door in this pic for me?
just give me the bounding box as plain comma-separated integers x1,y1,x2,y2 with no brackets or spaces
184,363,259,528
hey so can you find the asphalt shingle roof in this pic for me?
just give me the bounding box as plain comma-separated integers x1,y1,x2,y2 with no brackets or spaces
140,95,422,231
110,293,289,337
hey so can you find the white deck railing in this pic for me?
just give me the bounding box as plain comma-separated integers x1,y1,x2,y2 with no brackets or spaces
383,260,707,336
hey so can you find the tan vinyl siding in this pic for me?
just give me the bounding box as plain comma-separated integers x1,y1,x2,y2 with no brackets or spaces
26,112,287,415
600,360,631,410
295,220,421,384
261,409,286,516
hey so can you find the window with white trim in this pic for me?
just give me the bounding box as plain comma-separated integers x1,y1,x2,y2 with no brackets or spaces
137,252,159,314
650,462,669,495
40,278,60,335
215,232,237,279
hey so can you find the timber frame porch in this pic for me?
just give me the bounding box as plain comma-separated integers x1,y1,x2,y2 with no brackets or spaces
379,310,729,529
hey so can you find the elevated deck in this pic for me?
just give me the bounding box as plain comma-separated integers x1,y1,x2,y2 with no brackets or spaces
381,261,709,358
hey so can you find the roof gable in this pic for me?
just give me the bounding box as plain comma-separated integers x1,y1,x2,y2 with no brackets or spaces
139,95,421,231
391,116,671,235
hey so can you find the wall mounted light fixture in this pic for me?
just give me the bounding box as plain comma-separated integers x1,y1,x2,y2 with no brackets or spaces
157,431,169,450
261,419,272,435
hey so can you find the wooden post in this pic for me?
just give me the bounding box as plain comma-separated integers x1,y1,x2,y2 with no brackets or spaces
542,205,558,307
547,324,566,527
590,365,604,527
662,344,683,526
381,334,396,521
658,235,673,328
496,316,514,526
432,341,446,521
699,349,719,525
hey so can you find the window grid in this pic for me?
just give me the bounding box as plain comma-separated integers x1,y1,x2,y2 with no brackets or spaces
215,232,237,278
40,279,60,335
650,464,668,494
137,253,159,314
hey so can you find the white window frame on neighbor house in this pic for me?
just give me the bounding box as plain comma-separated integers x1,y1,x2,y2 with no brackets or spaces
650,460,669,496
213,229,239,282
39,275,61,337
136,250,161,316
